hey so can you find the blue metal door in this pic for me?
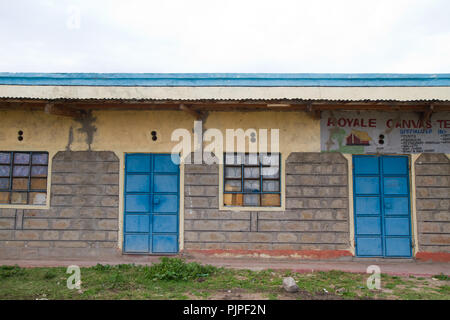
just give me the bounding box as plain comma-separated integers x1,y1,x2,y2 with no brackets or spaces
353,155,412,257
124,153,180,254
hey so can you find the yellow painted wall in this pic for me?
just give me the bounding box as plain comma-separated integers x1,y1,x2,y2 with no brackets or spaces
0,109,320,249
0,110,320,153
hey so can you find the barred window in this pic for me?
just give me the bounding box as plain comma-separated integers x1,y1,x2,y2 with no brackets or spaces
0,151,49,206
224,153,281,207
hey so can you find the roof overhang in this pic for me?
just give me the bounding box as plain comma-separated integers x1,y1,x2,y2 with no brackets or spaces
0,74,449,117
0,85,450,102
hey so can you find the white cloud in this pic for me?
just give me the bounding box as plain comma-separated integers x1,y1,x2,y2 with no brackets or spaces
0,0,448,72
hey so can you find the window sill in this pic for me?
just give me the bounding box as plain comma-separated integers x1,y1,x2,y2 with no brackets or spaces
0,204,50,210
219,205,285,212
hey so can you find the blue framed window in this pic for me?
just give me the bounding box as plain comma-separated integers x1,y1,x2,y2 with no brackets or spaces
0,151,49,205
223,153,281,207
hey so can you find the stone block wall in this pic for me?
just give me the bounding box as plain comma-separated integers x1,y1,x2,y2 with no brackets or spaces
183,152,350,253
415,153,450,253
0,151,120,259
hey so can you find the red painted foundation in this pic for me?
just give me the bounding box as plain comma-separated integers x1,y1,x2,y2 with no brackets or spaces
184,249,353,260
415,252,450,262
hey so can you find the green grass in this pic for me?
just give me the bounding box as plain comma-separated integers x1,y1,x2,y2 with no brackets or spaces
0,258,449,300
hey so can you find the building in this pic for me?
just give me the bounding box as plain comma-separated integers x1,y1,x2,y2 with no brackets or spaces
0,73,449,262
346,130,371,146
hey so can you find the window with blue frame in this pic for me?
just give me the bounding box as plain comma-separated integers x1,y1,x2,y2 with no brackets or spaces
223,153,281,207
0,151,49,205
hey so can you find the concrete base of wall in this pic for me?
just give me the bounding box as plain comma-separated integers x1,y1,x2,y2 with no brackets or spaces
415,252,450,262
0,246,123,261
182,249,353,260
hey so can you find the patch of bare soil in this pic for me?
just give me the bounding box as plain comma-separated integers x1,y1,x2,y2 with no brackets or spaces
277,288,344,300
421,277,448,290
190,288,345,300
210,290,266,300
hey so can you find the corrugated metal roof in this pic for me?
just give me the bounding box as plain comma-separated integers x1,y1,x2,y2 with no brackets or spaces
0,98,447,103
0,85,449,102
0,73,450,87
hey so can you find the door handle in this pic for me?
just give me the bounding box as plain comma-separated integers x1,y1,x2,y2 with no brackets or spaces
154,197,160,204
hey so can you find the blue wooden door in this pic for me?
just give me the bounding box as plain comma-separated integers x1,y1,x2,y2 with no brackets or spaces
124,153,180,254
353,155,412,257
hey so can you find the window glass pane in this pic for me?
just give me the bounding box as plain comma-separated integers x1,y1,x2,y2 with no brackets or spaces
245,154,259,165
12,178,28,190
31,166,48,177
0,151,49,206
0,192,10,203
262,194,281,206
0,178,9,189
11,192,27,204
260,154,279,166
32,153,48,165
225,153,235,164
224,193,243,206
29,192,47,205
244,180,260,192
225,153,243,165
261,166,280,179
31,178,47,190
244,167,260,178
0,166,10,177
14,153,30,164
244,194,260,206
263,180,280,192
224,180,241,192
223,152,281,208
0,153,10,164
13,166,30,177
225,166,241,178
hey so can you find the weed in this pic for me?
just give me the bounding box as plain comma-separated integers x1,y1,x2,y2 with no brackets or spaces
43,270,57,280
145,257,218,281
0,265,25,279
92,264,113,271
433,273,449,281
267,293,278,300
437,285,450,294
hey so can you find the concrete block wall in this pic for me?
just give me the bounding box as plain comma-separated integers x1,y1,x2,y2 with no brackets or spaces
183,152,350,253
415,153,450,253
0,151,120,259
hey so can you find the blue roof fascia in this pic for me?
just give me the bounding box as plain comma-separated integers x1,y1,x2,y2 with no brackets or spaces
0,73,449,87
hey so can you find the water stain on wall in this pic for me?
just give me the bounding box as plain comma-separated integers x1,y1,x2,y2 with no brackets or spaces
65,126,74,151
75,111,97,151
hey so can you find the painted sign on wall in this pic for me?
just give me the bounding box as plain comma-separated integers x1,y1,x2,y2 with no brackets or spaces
320,111,450,154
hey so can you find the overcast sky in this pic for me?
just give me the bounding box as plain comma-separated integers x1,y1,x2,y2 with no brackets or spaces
0,0,449,73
